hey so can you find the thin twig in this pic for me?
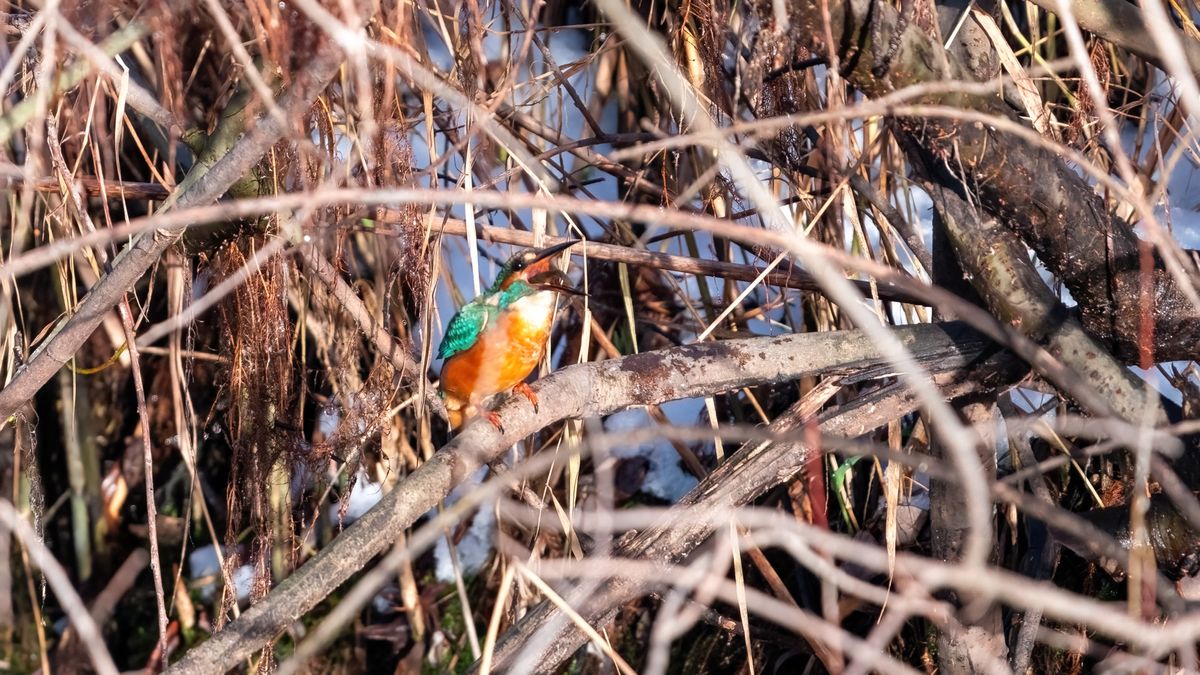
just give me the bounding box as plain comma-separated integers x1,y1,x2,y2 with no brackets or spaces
165,321,996,674
296,243,447,420
0,499,119,675
116,296,170,665
0,33,350,421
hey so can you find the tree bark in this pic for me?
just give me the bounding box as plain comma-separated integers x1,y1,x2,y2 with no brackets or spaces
482,352,1025,674
165,322,1000,674
761,0,1200,363
0,32,348,421
930,399,1008,672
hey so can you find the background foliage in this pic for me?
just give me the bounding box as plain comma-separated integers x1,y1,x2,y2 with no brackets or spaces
1,0,1199,673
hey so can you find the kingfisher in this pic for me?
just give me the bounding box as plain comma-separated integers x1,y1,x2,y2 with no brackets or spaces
437,240,579,430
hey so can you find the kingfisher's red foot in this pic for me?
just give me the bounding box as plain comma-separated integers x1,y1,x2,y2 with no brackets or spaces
513,382,539,413
486,411,505,433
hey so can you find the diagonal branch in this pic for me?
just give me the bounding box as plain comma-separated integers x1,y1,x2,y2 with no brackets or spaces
484,350,1026,674
928,184,1162,425
1022,0,1200,78
770,0,1200,363
165,321,996,674
0,30,349,422
296,244,446,420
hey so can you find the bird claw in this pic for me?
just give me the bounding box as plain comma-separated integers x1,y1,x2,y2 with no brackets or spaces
486,411,505,434
513,382,539,413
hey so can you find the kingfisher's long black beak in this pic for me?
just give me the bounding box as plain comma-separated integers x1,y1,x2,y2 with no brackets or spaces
528,239,579,266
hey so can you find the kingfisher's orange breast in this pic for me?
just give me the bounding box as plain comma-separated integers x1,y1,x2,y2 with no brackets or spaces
440,292,556,403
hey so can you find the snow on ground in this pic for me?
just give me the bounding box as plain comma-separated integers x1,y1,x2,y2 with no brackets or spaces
418,387,711,584
188,544,221,582
432,466,496,582
1130,364,1187,406
433,501,498,583
603,400,703,503
1156,119,1200,249
188,544,255,602
328,470,386,524
425,394,705,583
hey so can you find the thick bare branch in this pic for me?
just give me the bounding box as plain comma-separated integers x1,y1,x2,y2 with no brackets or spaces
1023,0,1200,77
164,321,996,674
0,30,347,422
772,0,1200,363
929,185,1162,424
485,351,1026,674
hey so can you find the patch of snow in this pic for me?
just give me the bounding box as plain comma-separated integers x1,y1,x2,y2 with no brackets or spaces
188,545,221,580
1159,148,1200,248
231,564,255,601
317,407,340,436
1129,364,1184,405
906,185,935,256
1009,388,1055,414
429,467,497,582
604,405,700,503
373,585,401,615
433,504,496,583
328,470,385,525
188,545,255,602
906,472,931,511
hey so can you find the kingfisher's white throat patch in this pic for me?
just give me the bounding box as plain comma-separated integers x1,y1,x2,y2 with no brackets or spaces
509,290,558,325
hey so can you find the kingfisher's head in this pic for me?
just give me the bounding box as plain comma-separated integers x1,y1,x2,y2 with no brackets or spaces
492,239,578,292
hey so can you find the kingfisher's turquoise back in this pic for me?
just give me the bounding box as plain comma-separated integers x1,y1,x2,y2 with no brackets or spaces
436,280,538,361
